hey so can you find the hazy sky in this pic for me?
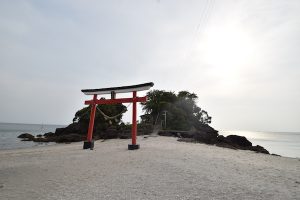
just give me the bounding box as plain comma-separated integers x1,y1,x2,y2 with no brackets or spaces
1,0,299,132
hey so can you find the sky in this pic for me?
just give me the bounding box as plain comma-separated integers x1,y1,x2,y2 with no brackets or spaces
0,0,299,132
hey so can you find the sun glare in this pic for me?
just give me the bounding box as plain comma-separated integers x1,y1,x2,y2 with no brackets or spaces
197,25,256,93
201,26,255,68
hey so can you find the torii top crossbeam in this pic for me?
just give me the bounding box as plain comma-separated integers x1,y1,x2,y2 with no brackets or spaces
82,82,154,95
81,82,154,150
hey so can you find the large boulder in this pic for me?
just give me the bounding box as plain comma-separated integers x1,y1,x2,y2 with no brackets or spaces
248,145,269,154
18,133,35,141
193,131,218,144
225,135,252,147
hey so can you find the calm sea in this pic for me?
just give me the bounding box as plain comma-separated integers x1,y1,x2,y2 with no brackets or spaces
220,130,300,158
0,123,299,158
0,122,65,150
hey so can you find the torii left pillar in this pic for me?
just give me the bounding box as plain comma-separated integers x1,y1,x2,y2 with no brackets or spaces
83,94,97,150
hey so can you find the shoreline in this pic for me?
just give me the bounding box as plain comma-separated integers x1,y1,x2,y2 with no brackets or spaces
1,136,299,200
1,138,299,159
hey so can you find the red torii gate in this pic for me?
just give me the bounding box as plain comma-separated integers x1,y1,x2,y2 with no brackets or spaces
81,82,154,150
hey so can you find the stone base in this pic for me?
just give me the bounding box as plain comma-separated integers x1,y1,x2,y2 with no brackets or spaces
83,140,94,150
128,144,140,150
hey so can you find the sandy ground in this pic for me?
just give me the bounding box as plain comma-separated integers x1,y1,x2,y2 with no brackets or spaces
0,136,299,200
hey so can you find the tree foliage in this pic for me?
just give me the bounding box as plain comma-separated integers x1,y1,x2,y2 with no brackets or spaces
141,90,212,131
73,100,127,131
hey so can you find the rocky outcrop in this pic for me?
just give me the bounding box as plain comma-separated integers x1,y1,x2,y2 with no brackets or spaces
18,133,35,141
44,132,55,137
18,132,84,143
32,137,50,143
18,122,154,143
17,122,270,155
225,135,252,147
249,145,270,154
55,123,81,136
193,131,219,144
54,134,85,143
159,130,270,155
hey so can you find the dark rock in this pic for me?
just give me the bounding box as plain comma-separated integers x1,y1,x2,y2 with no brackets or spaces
158,130,178,137
216,135,226,143
33,137,50,143
271,153,281,157
119,131,130,139
178,131,194,138
55,134,85,143
193,131,218,144
249,145,269,154
158,130,218,144
137,124,153,135
18,133,34,141
55,123,79,136
44,132,55,138
225,135,252,147
54,128,65,135
194,124,219,137
36,134,43,138
99,127,119,139
158,130,194,138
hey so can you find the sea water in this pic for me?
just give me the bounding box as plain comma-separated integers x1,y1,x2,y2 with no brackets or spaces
0,122,65,150
220,130,300,158
0,123,299,158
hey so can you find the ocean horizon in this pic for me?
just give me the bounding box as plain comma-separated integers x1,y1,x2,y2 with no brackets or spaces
0,122,299,158
0,122,66,150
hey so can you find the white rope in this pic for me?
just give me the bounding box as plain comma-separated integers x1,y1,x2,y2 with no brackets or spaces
96,103,131,121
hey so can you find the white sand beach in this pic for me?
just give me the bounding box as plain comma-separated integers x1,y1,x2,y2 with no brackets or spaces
0,136,299,200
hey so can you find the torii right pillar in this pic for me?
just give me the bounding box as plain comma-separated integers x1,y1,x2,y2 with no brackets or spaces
128,91,139,150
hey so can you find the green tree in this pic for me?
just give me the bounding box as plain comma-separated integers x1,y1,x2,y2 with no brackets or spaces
141,90,177,123
73,100,127,131
142,90,212,131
